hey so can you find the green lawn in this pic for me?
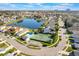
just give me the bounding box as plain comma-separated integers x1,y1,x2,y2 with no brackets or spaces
36,19,41,22
30,33,60,47
5,19,20,25
0,48,16,56
27,45,41,50
69,38,73,40
41,42,51,46
15,37,27,45
48,31,60,47
68,35,74,44
17,53,32,56
0,43,8,48
31,34,52,42
66,46,74,52
30,34,54,46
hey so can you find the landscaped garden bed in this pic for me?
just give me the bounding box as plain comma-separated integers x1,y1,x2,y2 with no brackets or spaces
0,48,17,56
30,33,54,46
66,46,74,52
0,43,8,48
15,37,27,45
30,34,52,42
17,52,32,56
27,44,41,50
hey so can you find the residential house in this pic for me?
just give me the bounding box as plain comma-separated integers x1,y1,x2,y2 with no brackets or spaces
43,26,55,34
69,50,79,56
16,29,29,36
72,43,79,49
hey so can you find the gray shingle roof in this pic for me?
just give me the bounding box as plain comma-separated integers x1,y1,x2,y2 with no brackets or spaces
72,43,79,49
74,38,79,43
73,50,79,56
71,34,79,39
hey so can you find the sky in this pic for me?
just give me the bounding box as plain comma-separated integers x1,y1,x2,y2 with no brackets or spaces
0,3,79,10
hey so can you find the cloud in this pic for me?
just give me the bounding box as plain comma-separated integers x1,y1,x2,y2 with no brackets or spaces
10,4,17,8
25,3,74,10
0,3,77,10
52,3,73,10
23,3,43,7
59,3,73,6
0,3,17,9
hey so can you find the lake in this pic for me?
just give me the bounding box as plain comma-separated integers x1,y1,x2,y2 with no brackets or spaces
13,18,43,29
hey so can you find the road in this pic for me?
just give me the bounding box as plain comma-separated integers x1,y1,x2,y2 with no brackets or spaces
0,16,68,56
0,33,59,56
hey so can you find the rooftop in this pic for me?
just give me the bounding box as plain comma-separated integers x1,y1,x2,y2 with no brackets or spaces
73,50,79,56
72,43,79,49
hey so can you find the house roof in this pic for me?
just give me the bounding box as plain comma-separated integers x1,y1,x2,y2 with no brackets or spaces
21,36,27,40
71,34,79,39
72,43,79,49
73,38,79,43
73,50,79,56
70,33,79,43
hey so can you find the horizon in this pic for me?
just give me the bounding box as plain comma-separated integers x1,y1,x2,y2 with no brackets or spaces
0,3,79,11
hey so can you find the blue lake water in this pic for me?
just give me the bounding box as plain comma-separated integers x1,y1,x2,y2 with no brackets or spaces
14,18,43,29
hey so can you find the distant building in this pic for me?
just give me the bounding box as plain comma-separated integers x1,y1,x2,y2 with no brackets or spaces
66,9,71,12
